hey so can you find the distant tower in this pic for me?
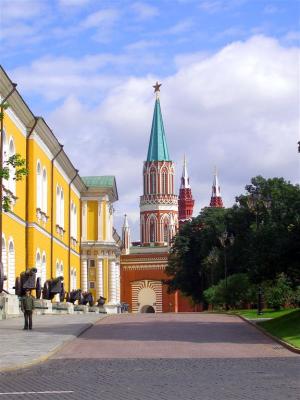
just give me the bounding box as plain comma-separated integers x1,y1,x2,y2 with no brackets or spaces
122,214,131,255
210,167,224,208
178,155,194,224
140,82,178,246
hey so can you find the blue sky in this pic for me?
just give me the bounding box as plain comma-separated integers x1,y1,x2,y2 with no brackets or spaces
1,0,299,239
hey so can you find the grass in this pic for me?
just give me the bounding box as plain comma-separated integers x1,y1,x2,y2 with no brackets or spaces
229,308,298,319
258,309,300,349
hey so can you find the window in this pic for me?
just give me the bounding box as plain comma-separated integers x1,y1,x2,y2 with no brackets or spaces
60,189,64,228
2,131,8,187
2,236,7,290
74,205,77,239
41,253,46,284
36,251,41,281
56,186,60,225
37,161,42,209
56,185,64,228
89,281,95,289
42,167,47,213
164,223,169,243
150,218,155,243
150,169,156,194
162,169,168,194
8,240,15,293
8,138,16,195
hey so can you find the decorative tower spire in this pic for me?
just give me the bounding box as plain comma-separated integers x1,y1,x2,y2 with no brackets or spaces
122,214,131,255
178,155,194,224
209,167,224,208
140,83,178,246
147,82,170,162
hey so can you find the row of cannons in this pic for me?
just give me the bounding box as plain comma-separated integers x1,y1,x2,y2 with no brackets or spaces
0,266,105,308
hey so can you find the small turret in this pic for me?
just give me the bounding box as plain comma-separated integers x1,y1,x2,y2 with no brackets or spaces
178,156,194,224
122,214,131,254
209,167,224,208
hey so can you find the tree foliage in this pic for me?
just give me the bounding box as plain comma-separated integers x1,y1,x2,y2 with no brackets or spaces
1,103,28,212
166,176,300,304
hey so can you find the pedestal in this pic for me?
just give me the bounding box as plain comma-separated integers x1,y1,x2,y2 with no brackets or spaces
74,304,89,313
104,303,121,314
0,293,21,319
34,299,53,315
52,302,74,314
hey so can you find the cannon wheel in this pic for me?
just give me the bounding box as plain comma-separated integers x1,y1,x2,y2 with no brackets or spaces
36,277,42,299
15,276,22,296
0,261,5,293
42,281,51,300
59,283,65,303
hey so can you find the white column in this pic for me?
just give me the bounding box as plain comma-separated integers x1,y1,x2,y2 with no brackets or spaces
116,262,120,303
97,257,104,298
82,201,87,241
108,260,117,304
98,200,102,241
81,258,88,292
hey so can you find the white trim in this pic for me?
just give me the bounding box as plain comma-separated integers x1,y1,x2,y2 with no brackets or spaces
4,211,26,226
53,236,68,251
71,184,80,198
54,159,71,184
140,204,178,212
5,107,27,137
27,222,51,239
70,249,80,258
30,132,53,160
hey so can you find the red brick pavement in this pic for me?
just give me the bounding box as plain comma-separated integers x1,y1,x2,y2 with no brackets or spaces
52,313,298,359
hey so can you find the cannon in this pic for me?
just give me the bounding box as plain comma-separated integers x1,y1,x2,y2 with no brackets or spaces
96,296,106,307
0,261,8,294
14,268,42,298
42,276,64,301
68,289,83,304
80,291,94,307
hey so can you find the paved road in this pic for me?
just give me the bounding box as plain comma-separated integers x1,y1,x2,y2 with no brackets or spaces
0,313,299,400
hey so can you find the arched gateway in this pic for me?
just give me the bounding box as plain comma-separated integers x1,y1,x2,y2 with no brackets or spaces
131,280,162,313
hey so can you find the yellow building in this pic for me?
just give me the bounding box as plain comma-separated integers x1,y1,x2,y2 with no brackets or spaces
0,66,121,312
81,177,121,313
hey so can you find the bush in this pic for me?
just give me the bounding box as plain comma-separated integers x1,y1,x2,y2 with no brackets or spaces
264,274,293,310
203,273,256,308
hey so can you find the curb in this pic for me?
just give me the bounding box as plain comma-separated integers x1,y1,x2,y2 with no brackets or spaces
0,314,108,373
237,314,300,355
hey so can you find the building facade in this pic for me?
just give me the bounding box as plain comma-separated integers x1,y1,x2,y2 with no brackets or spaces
0,66,121,312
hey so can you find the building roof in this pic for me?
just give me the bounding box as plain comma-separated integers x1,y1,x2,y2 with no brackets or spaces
82,176,115,188
146,99,170,162
81,176,118,201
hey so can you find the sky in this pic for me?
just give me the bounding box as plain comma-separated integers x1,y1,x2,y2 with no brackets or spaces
1,0,299,240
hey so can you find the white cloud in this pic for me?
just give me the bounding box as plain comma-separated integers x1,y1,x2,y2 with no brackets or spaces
81,9,119,29
0,0,45,20
58,0,91,7
10,35,299,239
131,2,159,20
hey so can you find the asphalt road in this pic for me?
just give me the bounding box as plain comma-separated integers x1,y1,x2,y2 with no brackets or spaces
0,313,299,400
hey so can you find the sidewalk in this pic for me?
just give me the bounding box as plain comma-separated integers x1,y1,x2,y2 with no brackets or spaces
0,313,106,371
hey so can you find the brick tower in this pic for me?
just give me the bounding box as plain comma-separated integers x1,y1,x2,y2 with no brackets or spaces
209,167,224,208
140,82,178,246
178,155,194,224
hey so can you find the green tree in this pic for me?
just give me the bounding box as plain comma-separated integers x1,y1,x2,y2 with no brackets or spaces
0,102,28,211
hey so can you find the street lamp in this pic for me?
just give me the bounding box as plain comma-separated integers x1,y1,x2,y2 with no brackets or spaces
246,191,272,315
218,230,235,310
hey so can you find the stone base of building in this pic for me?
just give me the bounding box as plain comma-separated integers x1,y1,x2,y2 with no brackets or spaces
104,303,120,314
0,293,21,320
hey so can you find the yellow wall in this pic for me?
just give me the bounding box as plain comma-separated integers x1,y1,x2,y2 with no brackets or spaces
87,201,98,241
2,106,81,295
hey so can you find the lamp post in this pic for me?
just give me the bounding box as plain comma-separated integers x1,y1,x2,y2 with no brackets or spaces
219,230,234,310
246,190,271,315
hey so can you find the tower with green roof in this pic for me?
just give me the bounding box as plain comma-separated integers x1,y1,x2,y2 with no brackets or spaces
139,82,178,247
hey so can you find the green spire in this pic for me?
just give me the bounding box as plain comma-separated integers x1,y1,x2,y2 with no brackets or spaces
146,96,170,162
